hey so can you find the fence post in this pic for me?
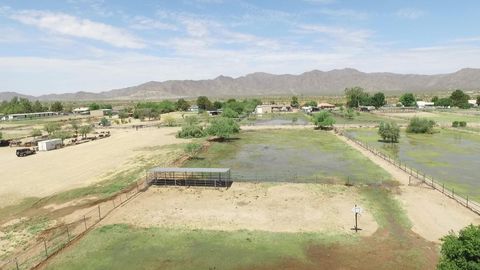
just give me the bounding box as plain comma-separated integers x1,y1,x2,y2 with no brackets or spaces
431,178,434,188
66,225,71,242
113,199,116,208
43,238,48,257
452,189,455,199
98,205,101,220
15,258,19,270
467,196,469,208
442,183,444,194
83,215,87,231
136,181,139,192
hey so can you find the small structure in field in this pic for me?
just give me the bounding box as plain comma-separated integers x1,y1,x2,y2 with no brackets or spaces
416,101,434,109
2,111,58,121
73,107,90,115
255,104,292,114
147,167,232,188
37,139,63,151
318,103,336,109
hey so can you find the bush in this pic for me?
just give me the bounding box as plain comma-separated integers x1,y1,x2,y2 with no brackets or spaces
312,111,335,129
177,125,206,138
184,143,203,159
221,107,239,118
459,121,467,127
452,121,459,127
378,122,400,143
206,117,240,140
406,117,435,134
164,115,176,127
438,224,480,270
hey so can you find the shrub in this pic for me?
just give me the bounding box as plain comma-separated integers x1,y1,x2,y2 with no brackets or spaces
206,117,240,140
164,115,176,127
406,117,435,134
184,143,203,159
452,121,459,127
378,122,400,143
312,111,335,129
459,121,467,127
177,125,206,138
221,107,239,118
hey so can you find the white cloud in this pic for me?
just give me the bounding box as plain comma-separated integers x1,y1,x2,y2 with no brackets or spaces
296,24,373,44
396,8,425,20
8,10,145,48
314,8,369,20
129,16,178,31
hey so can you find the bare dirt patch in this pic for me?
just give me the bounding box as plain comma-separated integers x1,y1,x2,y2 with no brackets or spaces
336,133,480,242
0,127,182,207
102,182,378,234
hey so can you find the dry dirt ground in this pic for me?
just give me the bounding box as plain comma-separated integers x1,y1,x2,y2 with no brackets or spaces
336,133,480,242
0,127,182,208
102,182,378,235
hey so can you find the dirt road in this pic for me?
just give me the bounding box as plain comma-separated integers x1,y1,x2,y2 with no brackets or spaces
102,182,378,235
0,127,183,207
335,133,480,242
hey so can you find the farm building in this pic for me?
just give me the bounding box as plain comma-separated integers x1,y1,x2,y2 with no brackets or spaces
1,112,58,121
73,107,90,115
318,103,335,109
416,101,435,109
147,167,232,188
37,139,63,151
255,104,292,114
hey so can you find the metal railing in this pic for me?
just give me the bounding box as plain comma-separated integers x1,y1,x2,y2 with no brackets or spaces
0,179,148,270
335,128,480,216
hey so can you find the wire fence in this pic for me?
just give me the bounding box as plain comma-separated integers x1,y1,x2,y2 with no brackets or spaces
0,179,149,270
335,128,480,216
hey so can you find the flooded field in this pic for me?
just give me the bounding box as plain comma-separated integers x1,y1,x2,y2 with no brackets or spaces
346,128,480,200
184,129,391,184
241,112,311,126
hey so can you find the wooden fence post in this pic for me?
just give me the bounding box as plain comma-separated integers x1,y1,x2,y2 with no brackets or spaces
98,205,101,220
83,215,87,231
43,238,48,257
15,258,19,270
467,196,469,208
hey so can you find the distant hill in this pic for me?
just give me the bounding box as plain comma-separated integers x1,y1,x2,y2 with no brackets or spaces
2,68,480,101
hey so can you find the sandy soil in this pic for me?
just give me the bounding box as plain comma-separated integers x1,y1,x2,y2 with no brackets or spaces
336,133,480,242
0,127,182,207
102,182,378,235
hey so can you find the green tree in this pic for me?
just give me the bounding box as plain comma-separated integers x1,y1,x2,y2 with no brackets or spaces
312,111,335,129
79,125,93,138
431,96,439,103
88,103,100,110
197,96,212,111
304,100,318,107
371,92,386,109
206,117,240,140
477,96,480,106
438,224,480,270
221,107,239,118
31,129,42,139
406,117,435,134
50,101,63,112
70,120,79,137
450,89,470,108
213,101,224,110
44,122,61,135
378,122,400,143
184,143,203,159
176,98,190,111
32,100,45,112
52,130,72,143
399,93,416,107
291,96,299,108
344,108,355,119
435,98,453,107
345,87,371,108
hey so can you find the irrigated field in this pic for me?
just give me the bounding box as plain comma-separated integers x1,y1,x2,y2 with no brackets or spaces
345,128,480,201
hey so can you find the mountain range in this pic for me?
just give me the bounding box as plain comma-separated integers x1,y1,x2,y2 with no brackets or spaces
1,68,480,101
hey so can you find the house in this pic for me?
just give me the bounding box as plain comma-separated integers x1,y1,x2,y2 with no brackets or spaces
318,103,336,109
468,100,478,107
73,107,90,115
416,101,435,109
255,104,292,114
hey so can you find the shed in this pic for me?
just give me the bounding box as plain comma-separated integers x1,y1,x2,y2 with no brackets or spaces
38,139,63,151
147,167,232,188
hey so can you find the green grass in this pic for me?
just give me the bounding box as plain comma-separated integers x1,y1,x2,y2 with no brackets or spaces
331,111,405,125
44,224,356,270
184,129,392,184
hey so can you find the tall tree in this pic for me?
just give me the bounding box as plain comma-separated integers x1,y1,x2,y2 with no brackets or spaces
50,101,63,112
176,98,190,111
312,111,335,129
345,87,370,108
371,92,386,109
196,96,212,111
438,225,480,270
450,89,470,108
290,96,299,108
399,93,416,107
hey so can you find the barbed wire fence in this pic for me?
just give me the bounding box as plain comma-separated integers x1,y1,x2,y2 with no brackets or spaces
0,179,149,270
334,128,480,216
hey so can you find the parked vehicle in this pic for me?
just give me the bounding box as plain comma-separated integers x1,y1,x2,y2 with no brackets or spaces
0,139,10,147
16,148,36,157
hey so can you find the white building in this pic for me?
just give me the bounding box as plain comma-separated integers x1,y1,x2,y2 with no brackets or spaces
37,139,63,151
1,112,58,121
416,101,435,109
468,100,478,107
73,107,90,115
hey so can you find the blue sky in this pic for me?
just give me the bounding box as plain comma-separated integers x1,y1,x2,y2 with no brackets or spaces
1,0,480,95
